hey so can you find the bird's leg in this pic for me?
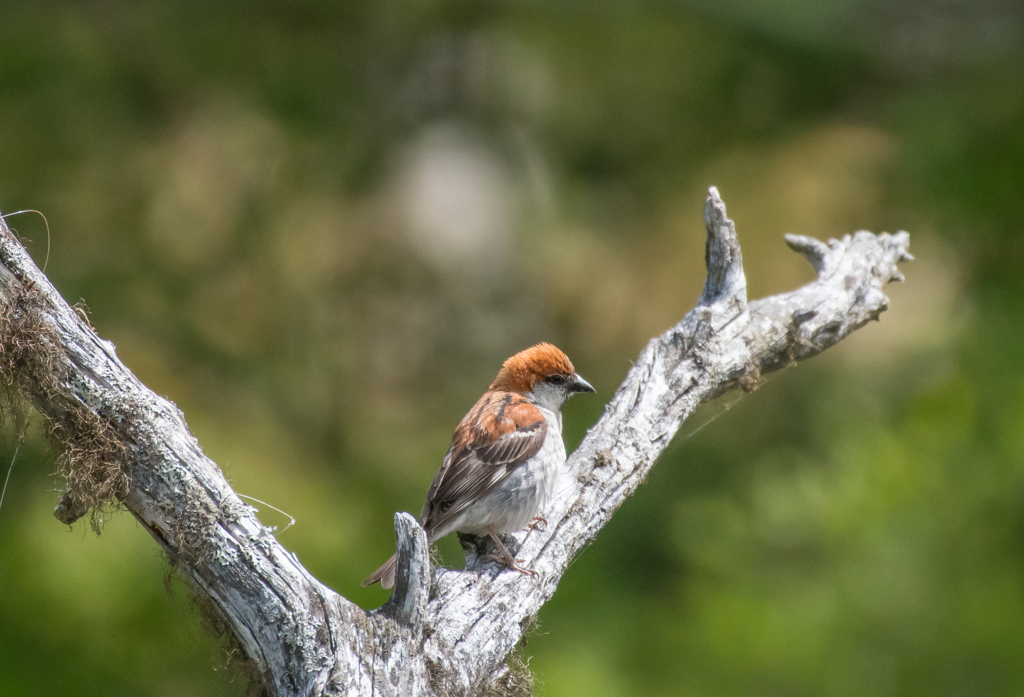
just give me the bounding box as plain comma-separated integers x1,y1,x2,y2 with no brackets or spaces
480,527,538,578
527,516,547,532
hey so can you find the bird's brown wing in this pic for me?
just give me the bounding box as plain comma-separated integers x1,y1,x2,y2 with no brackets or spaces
420,392,547,536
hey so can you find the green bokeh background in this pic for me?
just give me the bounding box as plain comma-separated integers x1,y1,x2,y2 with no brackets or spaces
0,1,1020,695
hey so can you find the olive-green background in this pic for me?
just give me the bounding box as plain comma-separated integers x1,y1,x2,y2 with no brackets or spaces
0,1,1019,695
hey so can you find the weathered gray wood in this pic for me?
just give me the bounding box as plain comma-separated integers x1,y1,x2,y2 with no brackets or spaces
0,188,910,696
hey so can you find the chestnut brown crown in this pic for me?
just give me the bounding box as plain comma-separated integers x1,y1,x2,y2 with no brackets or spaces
489,343,577,393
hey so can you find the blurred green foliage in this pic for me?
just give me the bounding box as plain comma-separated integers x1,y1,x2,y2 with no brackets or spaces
0,0,1021,695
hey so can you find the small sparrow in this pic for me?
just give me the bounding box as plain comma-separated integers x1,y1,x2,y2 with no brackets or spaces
363,343,595,588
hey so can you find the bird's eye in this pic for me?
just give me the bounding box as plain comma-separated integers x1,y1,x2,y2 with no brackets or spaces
547,374,568,385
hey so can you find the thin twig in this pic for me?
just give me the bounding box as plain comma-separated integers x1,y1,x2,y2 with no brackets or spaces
0,446,20,515
2,210,51,271
237,493,296,534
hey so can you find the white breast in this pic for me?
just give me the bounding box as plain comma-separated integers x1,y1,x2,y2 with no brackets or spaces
453,406,565,535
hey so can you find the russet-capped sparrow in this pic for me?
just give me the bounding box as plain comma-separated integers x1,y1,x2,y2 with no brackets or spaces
363,343,594,588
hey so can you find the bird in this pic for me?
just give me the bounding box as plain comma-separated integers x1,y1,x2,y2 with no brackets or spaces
363,342,595,589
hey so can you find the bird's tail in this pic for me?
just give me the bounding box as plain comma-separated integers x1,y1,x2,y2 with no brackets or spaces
362,553,398,589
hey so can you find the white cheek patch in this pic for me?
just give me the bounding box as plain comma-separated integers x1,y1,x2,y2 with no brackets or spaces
529,382,567,412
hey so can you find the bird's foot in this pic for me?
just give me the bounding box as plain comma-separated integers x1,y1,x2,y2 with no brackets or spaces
482,527,537,577
480,552,538,578
527,516,547,532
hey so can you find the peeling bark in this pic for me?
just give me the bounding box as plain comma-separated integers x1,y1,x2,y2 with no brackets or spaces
0,188,911,696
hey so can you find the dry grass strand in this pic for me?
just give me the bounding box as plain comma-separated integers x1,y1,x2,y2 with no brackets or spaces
0,282,131,529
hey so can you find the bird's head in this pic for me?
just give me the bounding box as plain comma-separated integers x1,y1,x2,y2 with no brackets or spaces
489,343,595,409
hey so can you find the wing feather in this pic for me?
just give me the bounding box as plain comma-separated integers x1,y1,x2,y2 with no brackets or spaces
420,392,546,535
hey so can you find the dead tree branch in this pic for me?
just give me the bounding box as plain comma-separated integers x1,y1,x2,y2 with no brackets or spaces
0,188,911,696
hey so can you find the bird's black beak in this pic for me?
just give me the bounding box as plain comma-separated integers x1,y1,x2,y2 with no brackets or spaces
569,374,596,394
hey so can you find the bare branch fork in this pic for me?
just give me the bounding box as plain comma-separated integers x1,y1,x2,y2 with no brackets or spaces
0,188,910,696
